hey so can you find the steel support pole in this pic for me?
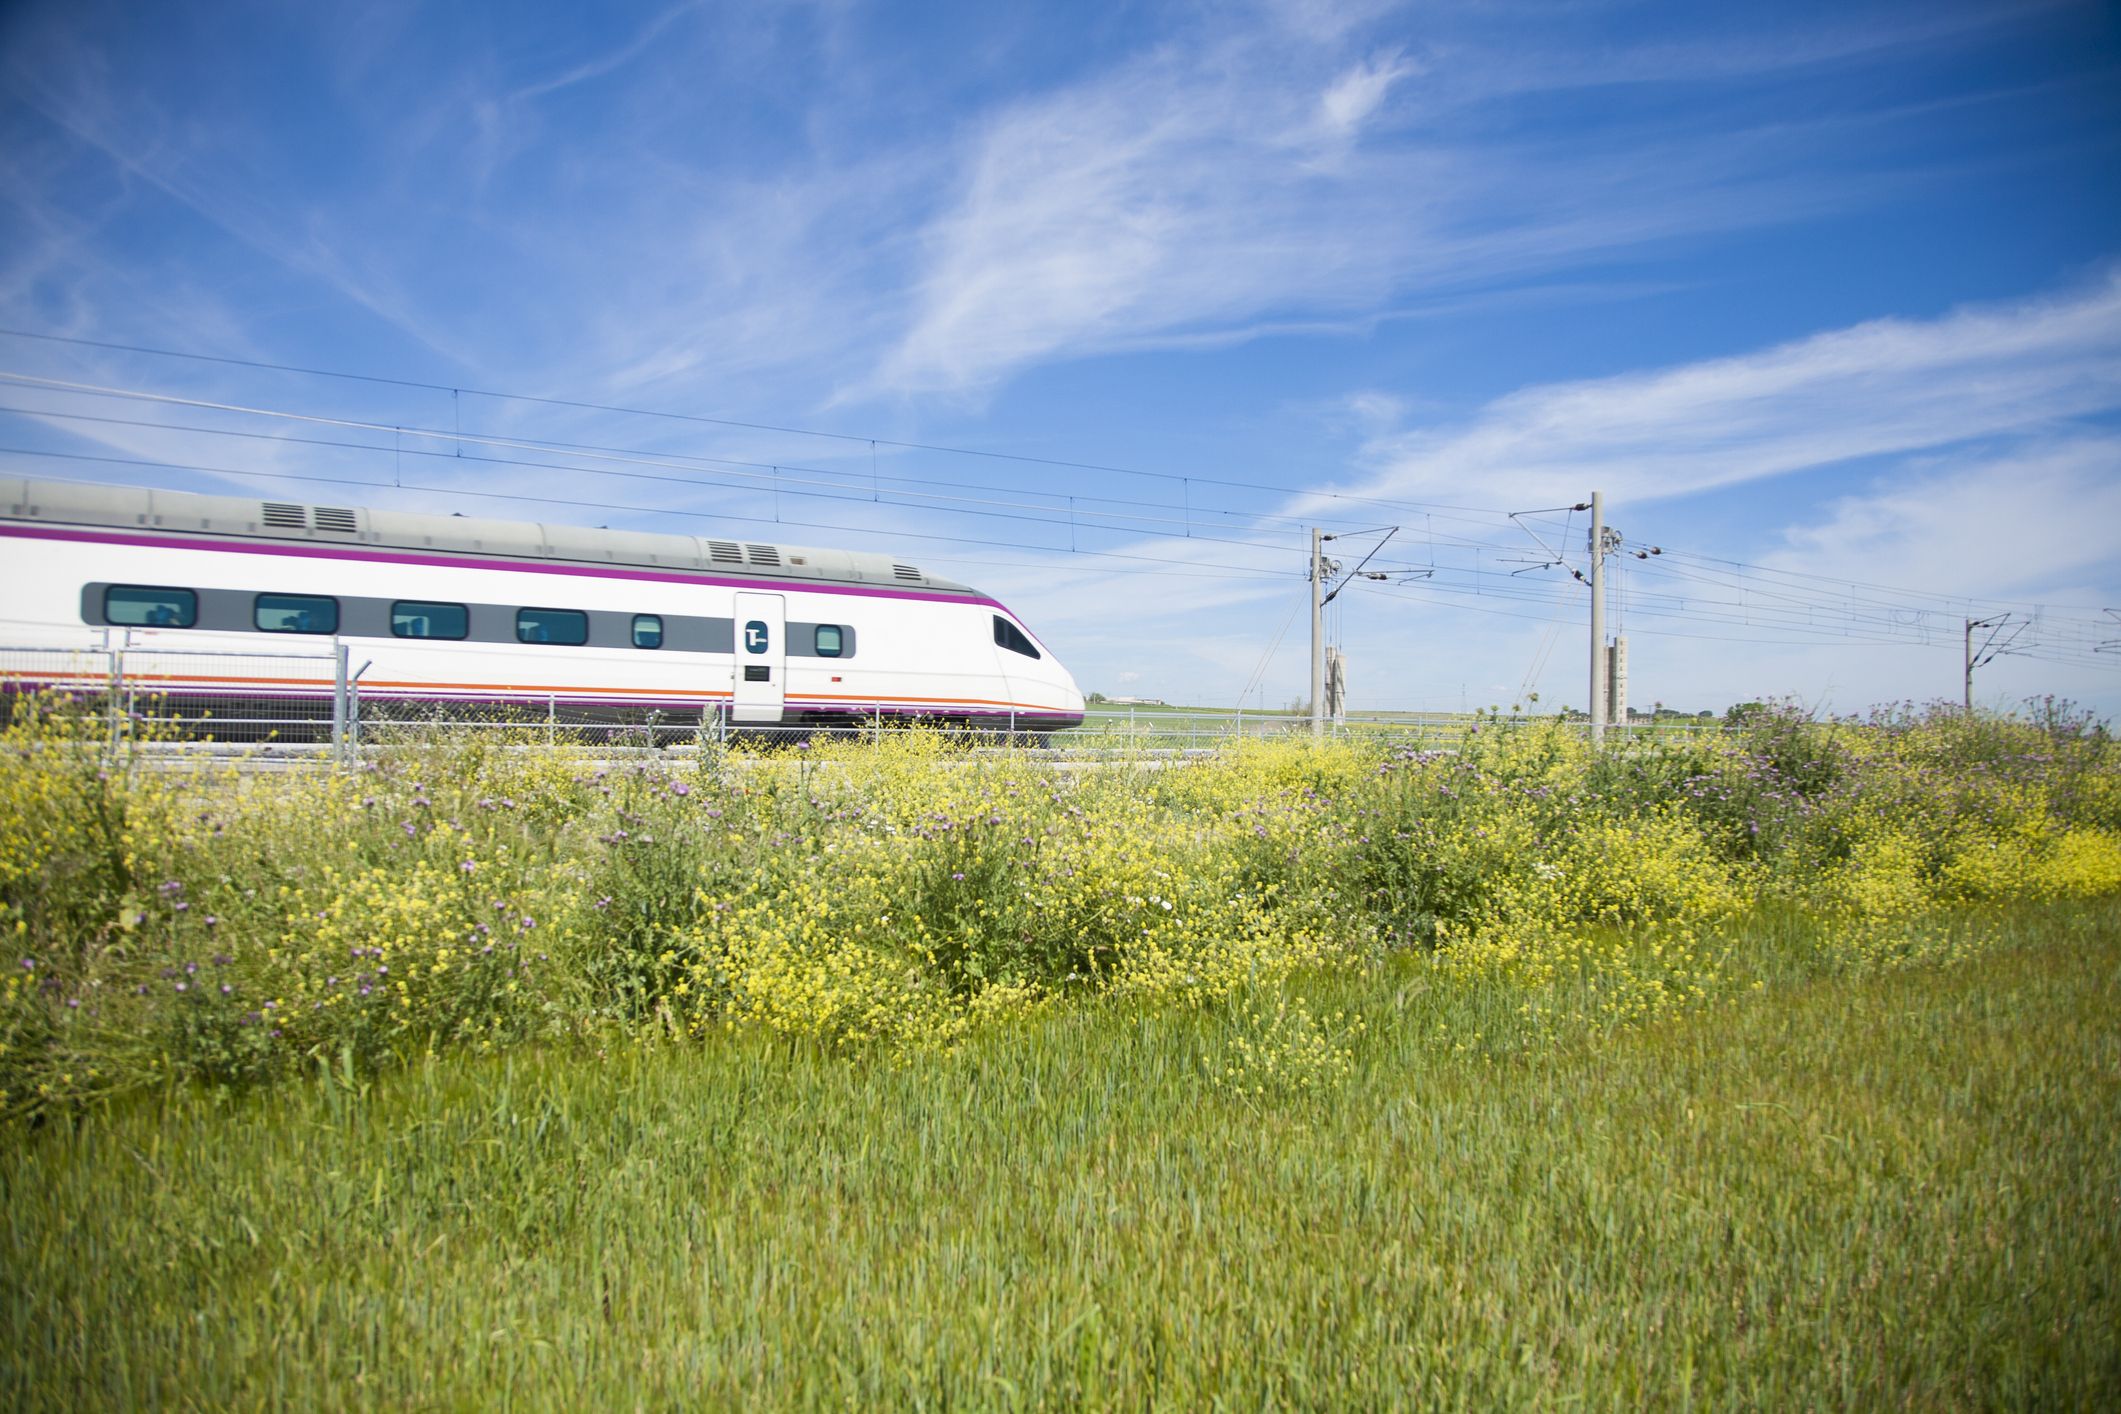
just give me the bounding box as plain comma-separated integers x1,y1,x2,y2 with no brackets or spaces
1589,491,1606,747
1964,617,1974,713
1310,526,1325,738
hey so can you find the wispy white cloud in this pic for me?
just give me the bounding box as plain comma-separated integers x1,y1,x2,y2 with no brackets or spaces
2,0,2062,419
1317,48,1418,135
1328,271,2121,510
3,61,480,370
1765,436,2121,603
511,1,705,103
857,2,2005,400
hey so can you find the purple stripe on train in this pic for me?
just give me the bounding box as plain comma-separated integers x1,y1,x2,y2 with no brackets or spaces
0,676,1083,725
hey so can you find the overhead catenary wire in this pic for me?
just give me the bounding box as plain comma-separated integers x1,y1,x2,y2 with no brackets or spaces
1381,567,2114,661
1237,593,1307,711
0,346,2111,676
0,376,1554,569
0,445,1304,587
0,328,1519,520
1366,547,2118,670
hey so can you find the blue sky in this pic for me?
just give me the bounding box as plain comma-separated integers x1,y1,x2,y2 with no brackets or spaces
2,0,2118,714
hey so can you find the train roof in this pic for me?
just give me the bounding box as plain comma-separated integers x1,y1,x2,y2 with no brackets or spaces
0,476,976,594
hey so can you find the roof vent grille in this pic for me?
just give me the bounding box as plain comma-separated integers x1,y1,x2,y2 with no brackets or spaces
708,540,744,564
261,502,306,529
892,563,922,582
745,544,781,567
312,506,358,534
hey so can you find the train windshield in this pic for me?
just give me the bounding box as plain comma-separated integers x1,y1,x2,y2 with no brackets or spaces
992,615,1040,660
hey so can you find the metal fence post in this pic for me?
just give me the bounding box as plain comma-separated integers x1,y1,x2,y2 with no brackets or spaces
106,647,122,752
331,642,349,765
349,659,370,757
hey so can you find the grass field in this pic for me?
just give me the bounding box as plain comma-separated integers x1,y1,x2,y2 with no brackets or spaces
5,900,2118,1408
5,699,2119,1404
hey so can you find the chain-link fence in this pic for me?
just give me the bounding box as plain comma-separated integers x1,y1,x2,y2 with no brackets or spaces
1065,706,1715,755
2,643,1721,764
352,695,708,750
0,643,348,750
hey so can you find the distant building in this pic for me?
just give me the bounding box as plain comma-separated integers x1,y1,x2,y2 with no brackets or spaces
1102,695,1167,706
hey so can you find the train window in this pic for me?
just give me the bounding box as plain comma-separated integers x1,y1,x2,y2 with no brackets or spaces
992,615,1041,660
391,601,469,640
254,593,339,635
516,607,588,646
815,624,843,658
632,614,663,649
105,585,197,628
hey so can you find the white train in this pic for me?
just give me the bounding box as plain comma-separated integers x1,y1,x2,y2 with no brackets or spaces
0,477,1085,736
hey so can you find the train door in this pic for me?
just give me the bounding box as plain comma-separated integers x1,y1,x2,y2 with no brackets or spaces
731,592,786,724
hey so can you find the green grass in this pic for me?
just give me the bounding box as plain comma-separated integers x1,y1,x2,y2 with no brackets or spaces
5,902,2118,1409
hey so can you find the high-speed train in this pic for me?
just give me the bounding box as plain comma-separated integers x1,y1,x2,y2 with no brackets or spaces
0,477,1085,736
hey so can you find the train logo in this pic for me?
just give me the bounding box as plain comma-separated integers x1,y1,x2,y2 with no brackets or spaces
744,620,769,654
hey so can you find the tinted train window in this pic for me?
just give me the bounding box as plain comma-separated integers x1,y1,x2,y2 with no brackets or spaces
516,607,588,646
992,615,1040,660
391,601,468,640
105,585,197,628
254,593,338,635
815,624,843,658
632,614,663,649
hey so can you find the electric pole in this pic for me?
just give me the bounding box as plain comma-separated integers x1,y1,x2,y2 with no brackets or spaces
1964,614,2010,713
1305,526,1385,734
1963,618,1975,713
1310,526,1325,737
1588,490,1606,747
